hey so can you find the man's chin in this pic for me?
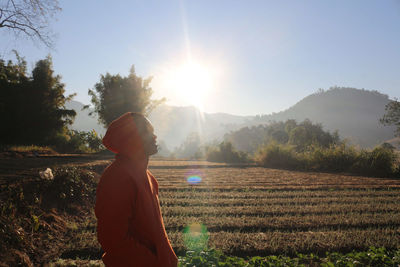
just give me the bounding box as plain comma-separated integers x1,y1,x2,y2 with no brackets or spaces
148,146,158,156
149,149,158,156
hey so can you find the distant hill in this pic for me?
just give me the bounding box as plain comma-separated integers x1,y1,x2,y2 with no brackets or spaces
147,105,252,149
64,100,106,136
64,101,251,149
251,87,396,148
66,87,396,151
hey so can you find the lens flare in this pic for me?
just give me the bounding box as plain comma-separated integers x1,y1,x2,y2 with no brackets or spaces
185,169,204,185
187,175,202,184
183,222,209,251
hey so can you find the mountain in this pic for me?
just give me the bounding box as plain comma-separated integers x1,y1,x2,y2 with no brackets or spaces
65,87,397,151
64,100,106,136
64,101,251,149
251,87,396,147
147,105,252,149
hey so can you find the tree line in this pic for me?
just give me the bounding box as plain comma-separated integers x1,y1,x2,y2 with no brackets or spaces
173,118,399,177
0,53,160,152
1,52,399,174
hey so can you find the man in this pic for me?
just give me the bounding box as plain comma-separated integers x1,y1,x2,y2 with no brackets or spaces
95,112,178,267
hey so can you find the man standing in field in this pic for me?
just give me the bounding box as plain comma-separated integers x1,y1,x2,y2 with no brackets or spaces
95,112,178,267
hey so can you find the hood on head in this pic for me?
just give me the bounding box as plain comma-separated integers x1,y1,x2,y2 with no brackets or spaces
102,112,145,157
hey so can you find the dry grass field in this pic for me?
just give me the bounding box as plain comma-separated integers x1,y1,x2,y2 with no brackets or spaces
1,155,400,265
150,161,400,257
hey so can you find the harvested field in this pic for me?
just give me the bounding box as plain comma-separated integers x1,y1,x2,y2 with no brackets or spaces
1,156,400,265
148,162,400,257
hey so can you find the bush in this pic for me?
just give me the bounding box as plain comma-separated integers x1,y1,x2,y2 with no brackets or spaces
206,142,249,163
225,119,340,153
351,146,398,177
50,129,104,153
46,167,97,207
255,142,399,177
254,142,301,169
305,143,358,172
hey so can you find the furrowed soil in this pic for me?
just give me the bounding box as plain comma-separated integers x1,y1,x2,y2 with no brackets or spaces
1,152,399,266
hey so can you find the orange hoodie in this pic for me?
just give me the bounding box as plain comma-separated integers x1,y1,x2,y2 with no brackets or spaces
95,112,178,267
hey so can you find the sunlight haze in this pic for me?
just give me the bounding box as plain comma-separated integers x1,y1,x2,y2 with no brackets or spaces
1,0,399,115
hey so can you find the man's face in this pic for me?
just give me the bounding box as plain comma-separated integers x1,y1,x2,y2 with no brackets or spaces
137,117,158,156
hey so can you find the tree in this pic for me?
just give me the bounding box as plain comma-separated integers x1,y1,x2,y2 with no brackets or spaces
381,99,400,137
206,141,249,163
0,0,61,47
87,66,164,127
28,56,76,142
0,54,76,145
0,52,29,144
174,132,204,159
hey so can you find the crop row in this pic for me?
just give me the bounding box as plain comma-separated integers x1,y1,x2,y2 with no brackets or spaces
159,185,400,192
161,203,400,217
160,195,400,207
167,228,400,256
151,168,400,185
157,179,400,186
159,189,400,199
162,212,400,232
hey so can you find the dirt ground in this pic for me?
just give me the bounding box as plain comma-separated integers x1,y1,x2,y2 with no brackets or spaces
0,152,235,266
1,152,399,266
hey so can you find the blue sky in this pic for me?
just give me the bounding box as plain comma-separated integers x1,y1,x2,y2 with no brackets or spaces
1,0,400,115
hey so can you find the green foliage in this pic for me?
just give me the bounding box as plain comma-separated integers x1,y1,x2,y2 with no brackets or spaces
178,249,247,267
87,66,164,127
183,223,209,252
250,116,398,177
252,87,393,148
351,146,398,177
226,119,339,153
305,143,358,172
255,142,399,177
207,141,250,163
0,54,76,146
380,99,400,137
178,247,400,266
254,141,299,169
48,129,104,153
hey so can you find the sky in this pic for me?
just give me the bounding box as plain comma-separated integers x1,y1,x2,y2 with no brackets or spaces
1,0,400,116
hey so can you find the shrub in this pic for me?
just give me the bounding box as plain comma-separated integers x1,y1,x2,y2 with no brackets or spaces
45,167,97,207
226,119,340,153
351,146,398,177
255,142,399,177
50,130,104,153
254,142,301,169
83,130,104,152
305,143,358,172
206,142,249,163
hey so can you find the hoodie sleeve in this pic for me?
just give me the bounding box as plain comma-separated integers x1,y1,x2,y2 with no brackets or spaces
95,176,157,265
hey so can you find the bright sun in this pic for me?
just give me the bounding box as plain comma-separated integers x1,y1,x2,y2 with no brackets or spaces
164,61,214,110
